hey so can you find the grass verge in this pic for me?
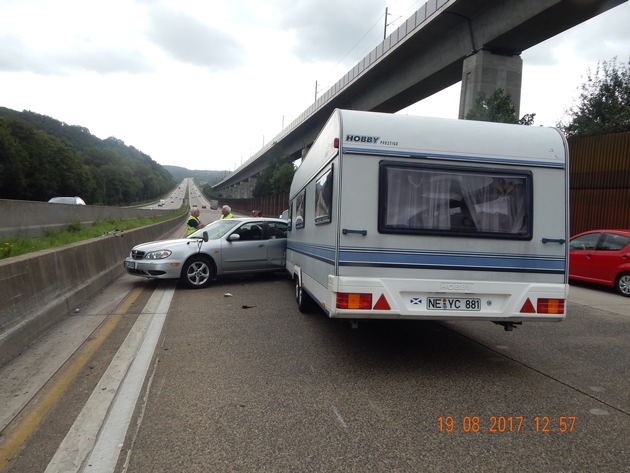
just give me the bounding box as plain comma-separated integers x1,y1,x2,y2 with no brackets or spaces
0,210,185,260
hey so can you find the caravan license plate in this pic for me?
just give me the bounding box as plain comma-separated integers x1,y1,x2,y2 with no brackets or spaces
427,297,480,311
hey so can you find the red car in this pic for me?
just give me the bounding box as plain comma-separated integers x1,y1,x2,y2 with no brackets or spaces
569,229,630,297
250,210,263,217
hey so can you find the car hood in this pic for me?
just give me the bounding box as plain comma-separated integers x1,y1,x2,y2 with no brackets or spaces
132,237,204,252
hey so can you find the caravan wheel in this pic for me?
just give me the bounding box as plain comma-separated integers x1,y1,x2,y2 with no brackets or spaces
295,276,313,313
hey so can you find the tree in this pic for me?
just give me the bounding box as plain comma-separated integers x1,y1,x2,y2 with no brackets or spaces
466,88,535,125
270,163,295,195
0,108,176,204
560,57,630,138
253,158,294,197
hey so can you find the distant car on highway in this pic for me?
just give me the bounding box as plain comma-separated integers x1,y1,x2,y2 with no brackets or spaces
569,229,630,297
48,196,86,205
123,218,288,289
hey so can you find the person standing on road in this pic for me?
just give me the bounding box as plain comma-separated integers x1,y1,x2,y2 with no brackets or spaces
221,205,233,219
187,208,205,235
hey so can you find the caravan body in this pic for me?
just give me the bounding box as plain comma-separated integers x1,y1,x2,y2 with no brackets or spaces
286,109,569,328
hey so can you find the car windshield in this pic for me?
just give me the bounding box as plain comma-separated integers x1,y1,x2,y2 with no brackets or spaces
188,219,239,240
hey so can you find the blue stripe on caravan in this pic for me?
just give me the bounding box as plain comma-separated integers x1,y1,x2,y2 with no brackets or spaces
287,242,565,274
287,241,336,265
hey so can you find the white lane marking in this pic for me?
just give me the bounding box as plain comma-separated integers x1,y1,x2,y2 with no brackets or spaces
84,285,175,472
45,285,175,473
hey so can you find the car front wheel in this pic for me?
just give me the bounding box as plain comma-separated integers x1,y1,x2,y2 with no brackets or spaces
616,272,630,297
181,256,214,289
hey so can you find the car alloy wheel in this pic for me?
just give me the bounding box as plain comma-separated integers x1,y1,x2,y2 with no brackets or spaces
616,272,630,297
182,256,213,289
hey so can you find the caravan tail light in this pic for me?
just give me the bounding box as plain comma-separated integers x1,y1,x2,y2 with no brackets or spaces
336,293,372,310
537,298,565,314
335,293,391,310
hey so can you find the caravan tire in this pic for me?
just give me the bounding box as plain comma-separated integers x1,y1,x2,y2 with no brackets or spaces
295,276,313,313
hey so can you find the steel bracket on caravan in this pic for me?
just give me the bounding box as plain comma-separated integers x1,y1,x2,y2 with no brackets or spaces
494,322,523,332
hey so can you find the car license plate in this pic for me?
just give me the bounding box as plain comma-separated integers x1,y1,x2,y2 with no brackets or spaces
124,260,136,269
427,297,480,311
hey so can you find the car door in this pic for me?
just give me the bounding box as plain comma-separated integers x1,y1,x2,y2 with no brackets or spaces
265,221,288,268
220,221,269,273
569,232,602,281
590,232,630,284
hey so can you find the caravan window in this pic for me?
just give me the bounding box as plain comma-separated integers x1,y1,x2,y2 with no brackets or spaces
314,165,333,224
295,190,306,229
379,162,532,239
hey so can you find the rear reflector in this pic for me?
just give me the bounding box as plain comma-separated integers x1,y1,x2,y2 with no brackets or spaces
336,293,372,310
519,298,536,313
537,298,565,314
373,294,391,310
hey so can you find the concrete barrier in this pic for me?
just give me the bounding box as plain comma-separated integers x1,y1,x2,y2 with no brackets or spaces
0,198,174,238
0,213,188,368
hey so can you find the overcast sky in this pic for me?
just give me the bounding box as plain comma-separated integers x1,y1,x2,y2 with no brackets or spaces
1,0,629,172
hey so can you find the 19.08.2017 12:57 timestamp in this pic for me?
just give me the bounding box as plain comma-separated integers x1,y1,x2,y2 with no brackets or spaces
438,415,576,433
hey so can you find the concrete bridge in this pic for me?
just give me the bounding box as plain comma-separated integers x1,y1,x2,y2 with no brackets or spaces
214,0,626,198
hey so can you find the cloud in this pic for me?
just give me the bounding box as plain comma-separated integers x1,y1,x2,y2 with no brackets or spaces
277,0,384,65
146,5,246,70
523,3,630,67
0,33,153,74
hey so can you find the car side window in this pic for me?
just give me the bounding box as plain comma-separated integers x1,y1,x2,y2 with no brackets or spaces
233,222,264,241
267,221,288,239
599,233,630,251
570,233,602,251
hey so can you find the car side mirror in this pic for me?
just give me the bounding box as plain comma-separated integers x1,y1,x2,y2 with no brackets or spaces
228,233,240,242
202,231,208,242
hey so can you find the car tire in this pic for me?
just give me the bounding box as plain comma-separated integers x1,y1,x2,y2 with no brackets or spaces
181,255,214,289
295,276,314,313
616,272,630,297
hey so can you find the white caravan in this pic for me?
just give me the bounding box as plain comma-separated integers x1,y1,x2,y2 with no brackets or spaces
286,109,569,330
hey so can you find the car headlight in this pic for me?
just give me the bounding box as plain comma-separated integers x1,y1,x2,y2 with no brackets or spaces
144,250,172,259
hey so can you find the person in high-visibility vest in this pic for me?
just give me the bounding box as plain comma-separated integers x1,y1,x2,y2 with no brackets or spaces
187,208,205,235
221,205,233,219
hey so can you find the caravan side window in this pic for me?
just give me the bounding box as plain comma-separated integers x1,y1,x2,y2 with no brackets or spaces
378,162,532,239
295,190,306,229
314,165,333,225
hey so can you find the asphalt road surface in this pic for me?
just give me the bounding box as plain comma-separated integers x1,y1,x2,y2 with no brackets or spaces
1,270,628,472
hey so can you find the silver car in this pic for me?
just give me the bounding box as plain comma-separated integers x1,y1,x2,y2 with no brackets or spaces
124,218,288,288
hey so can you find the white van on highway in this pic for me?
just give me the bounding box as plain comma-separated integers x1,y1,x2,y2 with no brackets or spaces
286,109,569,331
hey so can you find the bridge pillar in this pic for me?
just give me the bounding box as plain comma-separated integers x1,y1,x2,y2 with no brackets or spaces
459,50,523,119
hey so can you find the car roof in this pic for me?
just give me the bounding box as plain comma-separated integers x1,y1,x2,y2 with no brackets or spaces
572,229,630,238
48,196,85,204
228,217,287,223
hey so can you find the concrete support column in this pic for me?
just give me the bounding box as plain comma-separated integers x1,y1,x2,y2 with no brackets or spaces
459,50,523,119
